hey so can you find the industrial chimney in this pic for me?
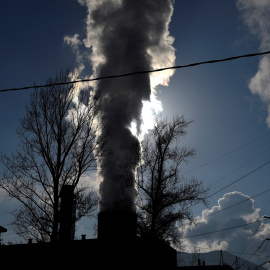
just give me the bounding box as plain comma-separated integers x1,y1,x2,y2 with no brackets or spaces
98,210,137,240
59,185,76,241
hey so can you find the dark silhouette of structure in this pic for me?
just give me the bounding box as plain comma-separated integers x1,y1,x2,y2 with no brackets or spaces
178,259,234,270
1,186,238,269
0,188,177,268
59,185,76,242
98,210,137,240
0,236,177,268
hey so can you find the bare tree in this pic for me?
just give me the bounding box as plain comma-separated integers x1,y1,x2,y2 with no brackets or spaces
0,69,105,242
136,115,208,249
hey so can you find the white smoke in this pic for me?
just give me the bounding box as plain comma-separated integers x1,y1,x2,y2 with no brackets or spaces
64,0,176,212
237,0,270,127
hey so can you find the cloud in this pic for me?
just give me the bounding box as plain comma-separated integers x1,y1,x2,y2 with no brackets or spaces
236,0,270,127
181,192,270,265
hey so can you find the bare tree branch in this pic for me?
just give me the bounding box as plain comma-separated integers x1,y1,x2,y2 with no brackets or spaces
0,69,104,242
136,115,208,249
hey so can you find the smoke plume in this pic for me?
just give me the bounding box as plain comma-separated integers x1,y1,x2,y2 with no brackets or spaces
237,0,270,127
66,0,176,212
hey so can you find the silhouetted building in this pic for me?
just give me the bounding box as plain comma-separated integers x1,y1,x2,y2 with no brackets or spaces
0,192,177,268
98,210,137,240
0,236,177,268
178,259,234,270
178,266,234,270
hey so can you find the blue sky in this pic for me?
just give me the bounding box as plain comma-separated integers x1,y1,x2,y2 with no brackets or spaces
1,0,270,267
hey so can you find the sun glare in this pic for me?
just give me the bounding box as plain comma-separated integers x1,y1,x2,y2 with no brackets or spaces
130,92,163,141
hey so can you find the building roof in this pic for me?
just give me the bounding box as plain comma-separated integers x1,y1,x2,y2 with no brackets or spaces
178,265,234,270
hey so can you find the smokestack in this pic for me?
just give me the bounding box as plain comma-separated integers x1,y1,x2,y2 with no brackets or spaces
59,185,76,241
98,211,137,240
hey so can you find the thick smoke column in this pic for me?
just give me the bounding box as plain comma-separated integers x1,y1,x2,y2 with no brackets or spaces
71,0,176,212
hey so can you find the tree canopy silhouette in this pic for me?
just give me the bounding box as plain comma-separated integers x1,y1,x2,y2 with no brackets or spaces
136,115,208,249
0,69,105,242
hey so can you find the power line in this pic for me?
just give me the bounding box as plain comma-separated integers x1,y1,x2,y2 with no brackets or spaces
186,159,270,213
238,239,269,269
204,188,270,219
238,210,270,269
1,50,270,93
238,222,263,259
184,131,270,176
208,146,270,189
209,159,270,198
181,245,270,258
183,220,261,239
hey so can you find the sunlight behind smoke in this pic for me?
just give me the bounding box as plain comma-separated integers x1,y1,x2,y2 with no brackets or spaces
130,91,163,141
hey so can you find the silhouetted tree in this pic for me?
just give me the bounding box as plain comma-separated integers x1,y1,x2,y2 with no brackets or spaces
136,115,208,249
0,69,105,242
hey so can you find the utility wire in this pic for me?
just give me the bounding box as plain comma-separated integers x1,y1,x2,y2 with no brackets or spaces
238,209,270,269
208,146,270,189
2,50,270,249
186,159,270,212
183,220,261,239
209,160,270,198
1,50,270,93
204,188,270,219
184,131,270,176
238,240,268,269
238,222,263,260
181,245,270,258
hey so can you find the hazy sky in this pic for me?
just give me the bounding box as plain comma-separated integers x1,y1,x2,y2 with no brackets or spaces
1,0,270,267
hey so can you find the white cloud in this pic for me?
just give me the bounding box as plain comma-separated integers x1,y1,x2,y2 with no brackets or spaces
236,0,270,127
181,192,270,266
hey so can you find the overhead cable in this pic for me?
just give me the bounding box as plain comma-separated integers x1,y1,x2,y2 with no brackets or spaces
237,209,270,266
185,159,270,212
204,188,270,219
183,220,261,239
184,131,270,176
1,50,270,93
181,245,270,258
238,237,270,269
208,146,270,189
209,159,270,197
